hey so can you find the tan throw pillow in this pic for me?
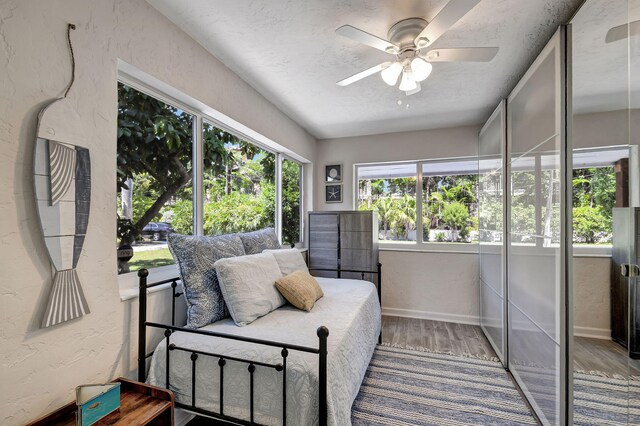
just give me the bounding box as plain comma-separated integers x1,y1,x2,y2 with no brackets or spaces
275,271,324,312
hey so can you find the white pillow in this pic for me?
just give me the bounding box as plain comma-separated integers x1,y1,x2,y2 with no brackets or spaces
214,252,285,326
263,248,309,276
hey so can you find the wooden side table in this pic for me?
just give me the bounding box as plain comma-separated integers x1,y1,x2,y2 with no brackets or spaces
27,377,174,426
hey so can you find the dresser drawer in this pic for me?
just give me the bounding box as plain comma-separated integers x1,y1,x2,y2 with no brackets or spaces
309,214,338,231
340,213,372,232
309,248,338,268
309,231,338,248
340,249,372,269
340,231,372,249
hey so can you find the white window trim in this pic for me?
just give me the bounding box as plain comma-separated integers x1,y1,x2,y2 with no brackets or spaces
116,63,307,298
281,155,305,246
354,157,481,253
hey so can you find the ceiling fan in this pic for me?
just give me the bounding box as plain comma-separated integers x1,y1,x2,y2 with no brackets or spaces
335,0,498,95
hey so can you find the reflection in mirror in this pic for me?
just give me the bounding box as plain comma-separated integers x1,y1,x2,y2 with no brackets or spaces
571,0,640,424
628,0,640,423
479,103,506,363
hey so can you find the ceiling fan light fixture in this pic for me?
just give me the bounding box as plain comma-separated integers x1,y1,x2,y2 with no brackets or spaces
399,69,417,92
381,61,403,86
410,57,433,82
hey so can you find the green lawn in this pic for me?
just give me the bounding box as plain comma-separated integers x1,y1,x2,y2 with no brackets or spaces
128,247,174,271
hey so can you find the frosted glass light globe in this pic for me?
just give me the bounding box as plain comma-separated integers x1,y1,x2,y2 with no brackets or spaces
381,62,403,86
410,57,433,82
399,70,417,91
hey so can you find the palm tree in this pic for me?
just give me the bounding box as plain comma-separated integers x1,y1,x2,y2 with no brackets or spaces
429,191,445,228
397,195,416,239
374,197,394,240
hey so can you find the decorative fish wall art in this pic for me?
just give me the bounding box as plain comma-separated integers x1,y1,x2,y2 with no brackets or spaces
34,138,91,328
34,23,91,328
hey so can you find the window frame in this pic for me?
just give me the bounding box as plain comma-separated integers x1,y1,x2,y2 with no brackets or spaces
354,145,622,257
354,157,480,254
569,145,627,257
117,74,305,298
280,155,304,246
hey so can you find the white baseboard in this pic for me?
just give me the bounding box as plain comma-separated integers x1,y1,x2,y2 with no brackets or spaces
175,408,195,426
382,307,480,326
573,326,611,340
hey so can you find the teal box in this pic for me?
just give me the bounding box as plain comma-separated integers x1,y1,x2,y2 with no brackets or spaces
75,383,121,426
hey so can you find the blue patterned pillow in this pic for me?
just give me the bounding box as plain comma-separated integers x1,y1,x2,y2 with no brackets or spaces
239,227,281,254
168,233,246,328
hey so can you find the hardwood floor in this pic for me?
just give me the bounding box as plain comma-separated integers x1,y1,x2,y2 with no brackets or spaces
574,336,640,377
382,315,498,359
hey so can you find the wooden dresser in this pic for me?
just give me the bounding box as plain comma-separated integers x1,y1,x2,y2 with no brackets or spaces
308,211,379,281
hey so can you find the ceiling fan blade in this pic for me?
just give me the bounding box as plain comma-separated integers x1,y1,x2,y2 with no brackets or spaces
336,25,399,54
414,0,481,48
406,82,422,96
423,47,499,62
336,62,391,86
605,20,640,43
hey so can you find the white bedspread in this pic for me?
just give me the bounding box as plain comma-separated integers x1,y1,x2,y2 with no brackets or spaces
147,277,381,426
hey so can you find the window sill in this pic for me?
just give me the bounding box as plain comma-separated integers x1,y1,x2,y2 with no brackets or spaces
117,246,307,301
118,264,181,301
573,245,612,258
379,242,479,254
378,243,612,257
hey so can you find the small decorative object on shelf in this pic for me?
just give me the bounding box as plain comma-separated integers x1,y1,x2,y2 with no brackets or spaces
325,183,343,203
76,383,121,426
325,163,342,182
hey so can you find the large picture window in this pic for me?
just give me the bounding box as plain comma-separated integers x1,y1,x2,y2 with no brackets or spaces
509,147,622,248
356,159,478,246
571,147,626,246
422,161,478,244
357,163,417,242
116,83,194,273
201,122,275,236
117,82,304,275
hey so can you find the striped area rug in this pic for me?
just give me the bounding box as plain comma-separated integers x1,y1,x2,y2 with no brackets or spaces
352,345,536,425
574,371,640,425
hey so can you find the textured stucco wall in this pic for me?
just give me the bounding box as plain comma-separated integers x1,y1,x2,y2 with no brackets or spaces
0,1,315,424
573,257,611,337
380,251,481,324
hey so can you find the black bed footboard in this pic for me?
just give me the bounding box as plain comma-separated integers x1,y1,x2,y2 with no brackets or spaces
137,269,329,426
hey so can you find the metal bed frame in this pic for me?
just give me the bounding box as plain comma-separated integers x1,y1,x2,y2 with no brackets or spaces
137,263,382,426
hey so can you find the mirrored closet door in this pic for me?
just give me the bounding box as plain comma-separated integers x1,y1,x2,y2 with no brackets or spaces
571,0,638,423
479,101,507,364
479,27,570,425
506,28,568,425
478,1,640,423
630,2,640,422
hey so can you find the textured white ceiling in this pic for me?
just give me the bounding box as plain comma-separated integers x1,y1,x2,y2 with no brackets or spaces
147,0,582,139
572,0,640,115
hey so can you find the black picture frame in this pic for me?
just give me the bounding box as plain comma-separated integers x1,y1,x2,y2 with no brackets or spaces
325,184,342,203
325,163,342,182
